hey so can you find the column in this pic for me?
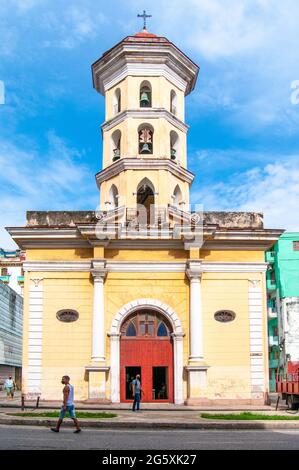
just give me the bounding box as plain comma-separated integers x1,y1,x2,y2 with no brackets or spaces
186,262,204,362
186,261,209,404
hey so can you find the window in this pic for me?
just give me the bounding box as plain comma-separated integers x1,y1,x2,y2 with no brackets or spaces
138,125,153,154
170,90,177,115
108,184,119,209
157,322,168,337
111,129,121,161
140,81,152,108
1,267,8,276
172,184,183,206
113,88,121,115
126,322,137,336
121,311,171,337
170,130,179,160
293,241,299,251
214,310,236,323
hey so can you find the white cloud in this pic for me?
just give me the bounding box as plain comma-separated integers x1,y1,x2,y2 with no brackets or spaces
191,151,299,230
0,132,98,248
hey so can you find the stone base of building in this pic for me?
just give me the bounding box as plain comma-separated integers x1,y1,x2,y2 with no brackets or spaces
185,397,268,406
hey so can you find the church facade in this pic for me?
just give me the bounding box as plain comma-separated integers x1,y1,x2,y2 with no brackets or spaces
7,27,283,405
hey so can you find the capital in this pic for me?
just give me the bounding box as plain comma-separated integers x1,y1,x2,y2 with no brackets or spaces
91,259,107,280
186,260,202,280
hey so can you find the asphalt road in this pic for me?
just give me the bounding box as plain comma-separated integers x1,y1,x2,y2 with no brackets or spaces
0,425,299,450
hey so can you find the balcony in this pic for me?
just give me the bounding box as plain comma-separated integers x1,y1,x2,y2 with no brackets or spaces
267,279,277,291
0,275,10,283
269,335,279,347
266,251,275,263
269,358,279,369
268,307,278,319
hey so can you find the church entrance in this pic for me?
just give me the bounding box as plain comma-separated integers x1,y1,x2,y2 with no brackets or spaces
120,310,174,403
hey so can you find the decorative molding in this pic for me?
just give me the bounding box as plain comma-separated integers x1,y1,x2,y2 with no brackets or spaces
23,260,269,274
102,108,189,134
85,366,110,372
110,298,183,335
95,158,195,187
24,262,91,272
106,261,186,273
92,41,199,96
202,262,268,273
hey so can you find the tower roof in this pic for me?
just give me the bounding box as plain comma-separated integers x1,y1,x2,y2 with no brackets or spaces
92,31,199,96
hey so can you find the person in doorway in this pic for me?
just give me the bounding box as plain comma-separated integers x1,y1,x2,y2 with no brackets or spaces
131,374,142,411
50,375,81,433
4,376,16,400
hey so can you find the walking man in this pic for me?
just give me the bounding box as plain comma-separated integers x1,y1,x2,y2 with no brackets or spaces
131,373,142,411
4,376,16,400
50,375,81,433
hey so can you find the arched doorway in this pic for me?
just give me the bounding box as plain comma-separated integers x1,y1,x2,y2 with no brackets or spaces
120,309,174,403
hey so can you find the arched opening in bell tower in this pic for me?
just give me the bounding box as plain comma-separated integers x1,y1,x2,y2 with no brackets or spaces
113,88,121,115
138,124,153,155
140,81,152,108
170,130,180,161
111,129,121,162
136,177,155,225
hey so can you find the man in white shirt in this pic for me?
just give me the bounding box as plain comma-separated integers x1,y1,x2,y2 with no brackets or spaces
50,375,81,433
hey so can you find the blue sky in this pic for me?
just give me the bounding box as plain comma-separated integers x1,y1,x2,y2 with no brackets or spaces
1,0,299,247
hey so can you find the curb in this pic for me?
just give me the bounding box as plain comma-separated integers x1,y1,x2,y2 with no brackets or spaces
1,417,299,430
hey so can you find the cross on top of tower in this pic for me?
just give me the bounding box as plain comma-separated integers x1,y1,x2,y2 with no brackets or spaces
137,10,152,30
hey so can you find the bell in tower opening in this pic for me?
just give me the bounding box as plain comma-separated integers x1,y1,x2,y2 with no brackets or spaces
139,126,153,154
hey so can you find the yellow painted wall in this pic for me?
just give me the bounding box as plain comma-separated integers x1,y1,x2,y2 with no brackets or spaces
200,250,265,262
26,248,93,261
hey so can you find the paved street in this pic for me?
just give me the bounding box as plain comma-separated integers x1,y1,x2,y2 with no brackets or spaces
0,425,299,450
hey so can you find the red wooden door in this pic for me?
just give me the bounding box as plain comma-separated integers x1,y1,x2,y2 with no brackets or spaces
120,310,174,403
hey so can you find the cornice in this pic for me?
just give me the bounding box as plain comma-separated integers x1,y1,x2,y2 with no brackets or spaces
95,158,195,188
92,42,199,96
102,108,189,134
23,260,268,274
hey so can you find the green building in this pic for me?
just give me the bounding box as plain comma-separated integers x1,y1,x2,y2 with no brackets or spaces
266,233,299,391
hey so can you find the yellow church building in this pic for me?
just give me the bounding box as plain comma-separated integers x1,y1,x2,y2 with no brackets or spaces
7,25,283,405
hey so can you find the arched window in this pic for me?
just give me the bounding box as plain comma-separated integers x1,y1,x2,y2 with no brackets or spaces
121,311,171,337
157,322,168,337
140,81,152,108
111,129,121,162
126,322,137,336
170,90,177,115
137,177,155,225
108,184,119,209
113,88,121,115
172,184,183,206
138,124,153,154
170,130,179,160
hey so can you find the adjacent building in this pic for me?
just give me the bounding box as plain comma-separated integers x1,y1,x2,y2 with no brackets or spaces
0,282,23,389
266,233,299,391
0,248,25,296
7,26,283,404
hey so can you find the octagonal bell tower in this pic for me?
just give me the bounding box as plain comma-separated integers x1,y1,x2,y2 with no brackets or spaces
92,26,199,220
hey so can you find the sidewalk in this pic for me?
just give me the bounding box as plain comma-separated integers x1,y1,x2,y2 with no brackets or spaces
1,392,299,430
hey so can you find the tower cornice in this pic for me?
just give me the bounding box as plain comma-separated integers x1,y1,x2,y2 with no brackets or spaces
101,108,189,134
92,40,199,96
95,157,195,188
